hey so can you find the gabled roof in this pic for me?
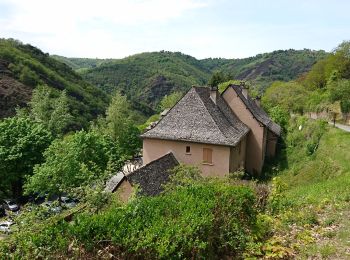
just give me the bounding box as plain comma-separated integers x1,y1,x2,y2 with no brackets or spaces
127,153,179,196
141,86,249,147
226,84,281,136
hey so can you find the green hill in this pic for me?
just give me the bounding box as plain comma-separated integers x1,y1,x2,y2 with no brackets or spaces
204,49,328,89
56,49,326,115
0,39,110,128
79,51,211,115
52,55,116,73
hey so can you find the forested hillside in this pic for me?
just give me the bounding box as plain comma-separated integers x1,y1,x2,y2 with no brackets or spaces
0,39,110,128
52,55,115,73
262,41,350,120
55,49,326,115
79,51,211,115
203,49,327,89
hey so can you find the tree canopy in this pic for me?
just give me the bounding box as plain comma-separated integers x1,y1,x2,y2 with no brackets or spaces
0,116,52,197
24,130,122,199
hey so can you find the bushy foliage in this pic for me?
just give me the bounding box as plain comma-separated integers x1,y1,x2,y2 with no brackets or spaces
0,38,110,127
158,91,182,111
1,181,259,259
286,116,327,155
0,116,52,197
267,106,290,135
262,41,350,117
24,130,123,199
30,85,73,136
262,81,308,113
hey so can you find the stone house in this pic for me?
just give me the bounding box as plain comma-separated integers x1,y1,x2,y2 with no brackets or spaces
141,84,281,177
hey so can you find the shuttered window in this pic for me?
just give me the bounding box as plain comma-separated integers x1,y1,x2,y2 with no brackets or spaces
203,148,213,164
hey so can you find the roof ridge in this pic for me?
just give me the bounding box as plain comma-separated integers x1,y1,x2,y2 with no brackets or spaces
193,87,225,138
127,152,177,179
196,87,248,143
227,84,281,136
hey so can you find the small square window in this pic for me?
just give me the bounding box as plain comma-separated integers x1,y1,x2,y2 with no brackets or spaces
186,146,191,154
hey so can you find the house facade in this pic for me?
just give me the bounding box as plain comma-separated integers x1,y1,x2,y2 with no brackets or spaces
141,84,281,177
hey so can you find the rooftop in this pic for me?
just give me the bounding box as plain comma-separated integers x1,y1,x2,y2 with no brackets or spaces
226,84,281,136
141,86,249,146
127,152,179,196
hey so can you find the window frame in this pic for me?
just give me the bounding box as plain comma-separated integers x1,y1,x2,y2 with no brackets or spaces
202,148,213,165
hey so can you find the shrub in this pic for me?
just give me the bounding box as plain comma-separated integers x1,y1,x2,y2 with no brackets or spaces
1,181,259,259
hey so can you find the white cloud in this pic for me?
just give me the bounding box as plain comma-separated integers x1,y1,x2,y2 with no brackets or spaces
1,0,209,57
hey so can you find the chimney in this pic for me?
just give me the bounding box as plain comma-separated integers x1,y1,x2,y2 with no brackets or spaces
210,85,218,104
254,96,261,107
240,81,248,99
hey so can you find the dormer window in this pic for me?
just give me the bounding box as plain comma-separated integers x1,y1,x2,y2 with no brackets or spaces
186,146,191,154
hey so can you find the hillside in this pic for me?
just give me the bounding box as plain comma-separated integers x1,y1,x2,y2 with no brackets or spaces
0,39,110,128
52,55,116,73
56,49,326,114
203,49,328,89
79,51,211,115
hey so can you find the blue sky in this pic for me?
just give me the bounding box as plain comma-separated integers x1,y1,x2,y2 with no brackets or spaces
1,0,349,59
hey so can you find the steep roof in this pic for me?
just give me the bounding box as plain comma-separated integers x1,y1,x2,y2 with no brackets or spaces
141,86,249,147
226,84,281,136
127,153,179,196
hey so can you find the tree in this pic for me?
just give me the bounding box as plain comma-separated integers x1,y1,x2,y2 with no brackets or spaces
158,91,182,111
24,130,122,201
30,85,51,124
268,106,289,135
262,81,308,113
208,71,227,87
48,90,73,136
0,116,52,197
329,79,350,113
117,122,142,158
106,92,131,141
30,85,73,137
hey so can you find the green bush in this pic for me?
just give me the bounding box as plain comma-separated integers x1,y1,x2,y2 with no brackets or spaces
1,181,259,259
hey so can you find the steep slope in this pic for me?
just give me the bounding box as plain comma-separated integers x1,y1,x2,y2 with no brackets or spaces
81,51,210,114
0,39,110,128
66,49,326,114
202,49,328,90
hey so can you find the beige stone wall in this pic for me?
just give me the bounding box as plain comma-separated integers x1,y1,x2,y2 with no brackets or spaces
222,87,266,174
116,179,133,203
143,138,231,177
229,136,246,172
266,130,278,158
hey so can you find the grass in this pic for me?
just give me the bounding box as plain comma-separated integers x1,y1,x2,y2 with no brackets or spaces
269,125,350,258
280,127,350,208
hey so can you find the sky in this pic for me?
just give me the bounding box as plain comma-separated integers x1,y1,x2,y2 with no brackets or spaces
0,0,349,59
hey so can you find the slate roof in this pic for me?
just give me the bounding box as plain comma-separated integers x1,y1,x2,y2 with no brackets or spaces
141,86,249,147
105,172,126,193
127,153,179,196
227,84,281,136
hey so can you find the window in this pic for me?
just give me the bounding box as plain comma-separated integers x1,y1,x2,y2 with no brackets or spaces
186,146,191,154
203,148,213,164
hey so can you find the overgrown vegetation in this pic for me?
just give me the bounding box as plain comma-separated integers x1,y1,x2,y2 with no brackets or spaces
60,49,325,116
0,38,110,127
262,41,350,121
0,167,270,259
